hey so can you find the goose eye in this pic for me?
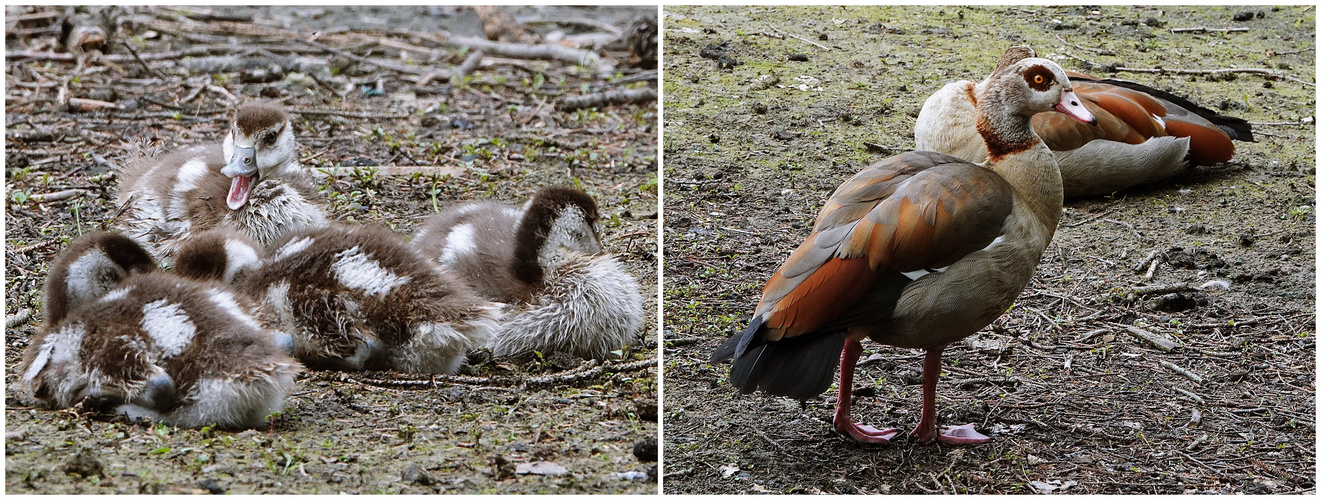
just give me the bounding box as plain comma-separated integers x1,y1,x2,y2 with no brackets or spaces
263,132,278,146
1033,74,1045,84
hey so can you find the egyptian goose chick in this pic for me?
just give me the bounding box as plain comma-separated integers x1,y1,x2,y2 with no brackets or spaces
713,46,1096,445
116,101,328,262
177,225,501,374
411,187,644,360
20,232,300,429
916,47,1252,198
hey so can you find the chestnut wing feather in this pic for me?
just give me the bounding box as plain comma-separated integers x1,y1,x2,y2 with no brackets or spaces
1043,73,1244,164
756,151,1014,341
713,152,1014,398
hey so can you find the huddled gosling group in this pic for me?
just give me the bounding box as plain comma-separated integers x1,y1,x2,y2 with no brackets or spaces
19,101,647,429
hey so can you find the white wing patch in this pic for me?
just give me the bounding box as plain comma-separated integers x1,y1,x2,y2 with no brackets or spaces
439,224,476,264
207,288,262,331
272,236,314,261
140,300,196,357
22,322,86,382
98,285,135,303
173,158,210,194
65,248,117,304
331,247,411,297
222,239,261,282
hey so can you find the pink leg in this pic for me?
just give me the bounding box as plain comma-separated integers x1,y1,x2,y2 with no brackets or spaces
909,348,991,445
832,339,899,443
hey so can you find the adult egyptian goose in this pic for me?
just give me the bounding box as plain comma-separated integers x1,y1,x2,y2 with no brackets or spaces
411,187,644,360
176,225,501,374
712,46,1097,445
916,47,1252,198
116,101,328,262
20,232,300,429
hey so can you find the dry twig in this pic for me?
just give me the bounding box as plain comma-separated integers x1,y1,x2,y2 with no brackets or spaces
557,87,656,111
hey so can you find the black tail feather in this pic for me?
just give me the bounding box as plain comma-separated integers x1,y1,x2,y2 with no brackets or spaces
729,329,848,401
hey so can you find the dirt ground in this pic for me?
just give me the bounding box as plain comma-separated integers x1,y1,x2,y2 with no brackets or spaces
662,5,1313,494
5,6,657,494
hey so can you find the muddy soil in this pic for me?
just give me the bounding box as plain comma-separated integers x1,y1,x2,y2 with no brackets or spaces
662,5,1313,494
5,5,657,494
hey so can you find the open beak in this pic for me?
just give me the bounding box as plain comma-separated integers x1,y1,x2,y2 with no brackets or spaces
1055,89,1097,125
222,146,258,210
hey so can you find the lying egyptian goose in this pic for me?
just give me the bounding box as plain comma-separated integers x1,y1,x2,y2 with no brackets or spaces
411,187,644,360
116,101,328,262
20,232,300,429
713,46,1096,445
176,225,501,374
916,47,1252,198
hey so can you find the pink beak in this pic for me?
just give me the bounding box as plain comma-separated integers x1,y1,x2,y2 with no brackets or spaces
1055,89,1097,125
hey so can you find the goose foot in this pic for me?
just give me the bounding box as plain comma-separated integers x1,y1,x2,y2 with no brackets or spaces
833,416,899,443
937,423,991,445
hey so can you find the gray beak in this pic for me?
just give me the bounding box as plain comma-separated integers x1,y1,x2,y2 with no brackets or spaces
222,146,258,178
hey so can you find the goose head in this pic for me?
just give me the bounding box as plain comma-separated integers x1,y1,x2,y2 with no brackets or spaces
975,46,1096,154
220,102,299,211
43,232,157,326
511,187,603,286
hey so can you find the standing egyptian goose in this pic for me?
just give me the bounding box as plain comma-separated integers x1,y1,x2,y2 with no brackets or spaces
116,101,328,262
411,187,644,360
20,232,300,429
916,47,1252,198
713,46,1097,445
176,225,501,374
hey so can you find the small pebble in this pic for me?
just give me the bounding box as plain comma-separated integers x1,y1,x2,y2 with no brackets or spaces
198,479,226,495
402,463,433,486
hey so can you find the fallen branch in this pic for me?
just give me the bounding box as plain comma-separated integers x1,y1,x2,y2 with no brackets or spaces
1120,324,1179,352
1142,257,1161,281
1173,387,1204,404
6,308,33,329
338,357,655,390
1158,360,1204,383
455,50,485,79
770,27,830,51
299,38,427,76
67,98,122,113
121,40,164,79
1054,34,1114,55
30,189,87,203
440,33,609,71
1114,65,1315,87
664,337,700,348
1133,282,1192,296
6,45,234,63
1169,27,1249,33
557,87,656,111
11,238,61,256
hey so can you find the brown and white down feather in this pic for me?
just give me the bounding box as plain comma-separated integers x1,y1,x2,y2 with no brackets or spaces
115,102,328,263
489,251,644,359
20,232,300,429
179,225,500,374
411,187,644,360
